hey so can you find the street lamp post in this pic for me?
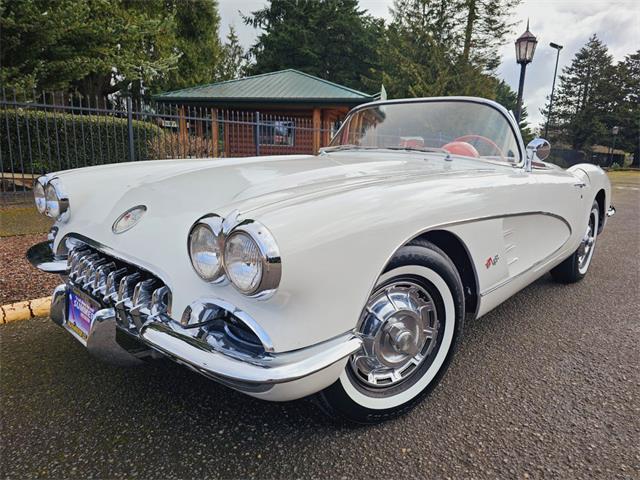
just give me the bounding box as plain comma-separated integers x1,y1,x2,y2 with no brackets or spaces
514,20,538,124
609,126,620,166
544,42,563,138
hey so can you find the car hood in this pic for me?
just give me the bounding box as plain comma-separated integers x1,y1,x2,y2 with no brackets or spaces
52,151,502,261
55,151,499,219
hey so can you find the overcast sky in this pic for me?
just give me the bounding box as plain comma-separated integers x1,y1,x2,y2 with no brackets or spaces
219,0,640,129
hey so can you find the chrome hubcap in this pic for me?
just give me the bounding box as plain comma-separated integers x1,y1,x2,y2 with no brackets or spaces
351,281,440,388
578,212,596,269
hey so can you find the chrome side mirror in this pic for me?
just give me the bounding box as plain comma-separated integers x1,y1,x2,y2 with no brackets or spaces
525,138,551,172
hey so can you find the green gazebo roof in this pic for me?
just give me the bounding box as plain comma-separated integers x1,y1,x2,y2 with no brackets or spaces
154,69,375,106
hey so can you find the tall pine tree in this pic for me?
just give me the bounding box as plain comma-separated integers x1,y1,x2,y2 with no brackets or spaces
613,51,640,166
547,35,615,149
243,0,382,92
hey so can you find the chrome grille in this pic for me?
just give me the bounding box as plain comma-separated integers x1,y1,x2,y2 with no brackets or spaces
67,244,171,332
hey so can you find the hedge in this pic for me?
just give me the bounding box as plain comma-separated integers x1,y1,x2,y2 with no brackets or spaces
0,109,162,174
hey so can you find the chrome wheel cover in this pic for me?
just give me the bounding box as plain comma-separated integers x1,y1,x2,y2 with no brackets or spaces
350,280,440,389
578,208,598,273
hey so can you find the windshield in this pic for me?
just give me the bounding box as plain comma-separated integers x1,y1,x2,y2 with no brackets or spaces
328,100,521,163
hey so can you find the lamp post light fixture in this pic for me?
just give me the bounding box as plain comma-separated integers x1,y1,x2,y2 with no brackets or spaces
544,42,563,138
609,126,620,166
514,20,538,124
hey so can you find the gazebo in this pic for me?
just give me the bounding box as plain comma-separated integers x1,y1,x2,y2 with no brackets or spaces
154,69,376,155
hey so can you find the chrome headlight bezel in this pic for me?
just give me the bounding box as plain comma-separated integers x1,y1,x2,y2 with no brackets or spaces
33,177,47,213
224,220,282,298
187,214,282,299
42,177,70,221
188,215,226,284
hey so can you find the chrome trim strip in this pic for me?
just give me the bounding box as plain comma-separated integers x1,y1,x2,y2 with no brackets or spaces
369,211,572,320
479,221,573,297
139,320,362,385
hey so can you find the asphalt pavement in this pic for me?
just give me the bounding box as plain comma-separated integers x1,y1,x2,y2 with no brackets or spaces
1,173,639,479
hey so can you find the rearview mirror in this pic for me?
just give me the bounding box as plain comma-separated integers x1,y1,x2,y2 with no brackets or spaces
525,138,551,171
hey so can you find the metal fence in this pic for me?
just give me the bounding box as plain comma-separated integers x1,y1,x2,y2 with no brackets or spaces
0,89,336,204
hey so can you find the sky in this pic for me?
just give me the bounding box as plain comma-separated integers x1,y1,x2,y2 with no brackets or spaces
219,0,640,129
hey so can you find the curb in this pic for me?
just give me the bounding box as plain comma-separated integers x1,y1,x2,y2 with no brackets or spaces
1,296,52,324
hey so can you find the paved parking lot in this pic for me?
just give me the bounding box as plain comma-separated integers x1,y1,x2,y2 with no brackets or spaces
1,173,638,479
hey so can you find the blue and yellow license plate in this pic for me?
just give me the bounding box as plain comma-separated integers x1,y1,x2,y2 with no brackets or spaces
66,288,100,343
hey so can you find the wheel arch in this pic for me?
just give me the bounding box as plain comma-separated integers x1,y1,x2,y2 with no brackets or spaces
408,229,479,319
595,189,605,234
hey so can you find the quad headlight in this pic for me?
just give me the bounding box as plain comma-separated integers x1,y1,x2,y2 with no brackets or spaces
188,215,281,298
33,178,46,214
188,215,225,283
34,176,69,221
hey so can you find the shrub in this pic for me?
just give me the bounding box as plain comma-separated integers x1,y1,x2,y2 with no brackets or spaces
146,132,219,160
0,108,162,174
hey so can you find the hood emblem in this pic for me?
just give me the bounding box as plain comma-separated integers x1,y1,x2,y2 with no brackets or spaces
112,205,147,234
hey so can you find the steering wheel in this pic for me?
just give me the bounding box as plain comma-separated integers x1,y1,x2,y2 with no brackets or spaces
453,135,505,162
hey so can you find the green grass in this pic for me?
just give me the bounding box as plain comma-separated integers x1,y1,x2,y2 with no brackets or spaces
0,205,53,237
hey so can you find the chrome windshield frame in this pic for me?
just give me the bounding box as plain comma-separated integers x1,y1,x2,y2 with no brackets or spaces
330,97,526,169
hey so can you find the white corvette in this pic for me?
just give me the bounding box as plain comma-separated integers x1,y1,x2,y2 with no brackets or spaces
27,97,614,423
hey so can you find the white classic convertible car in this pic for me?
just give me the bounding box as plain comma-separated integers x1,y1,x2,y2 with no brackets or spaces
28,97,614,423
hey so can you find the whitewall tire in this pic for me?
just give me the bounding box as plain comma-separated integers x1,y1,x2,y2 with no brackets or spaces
317,240,465,423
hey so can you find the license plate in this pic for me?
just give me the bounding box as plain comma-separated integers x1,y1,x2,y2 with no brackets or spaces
66,288,101,343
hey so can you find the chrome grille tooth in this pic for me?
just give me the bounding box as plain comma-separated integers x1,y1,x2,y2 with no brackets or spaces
75,253,99,283
132,278,156,309
82,258,108,290
105,267,128,301
150,286,171,316
117,273,142,303
92,262,116,295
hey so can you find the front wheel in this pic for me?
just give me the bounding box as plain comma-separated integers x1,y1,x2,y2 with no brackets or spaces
317,241,465,424
551,200,600,284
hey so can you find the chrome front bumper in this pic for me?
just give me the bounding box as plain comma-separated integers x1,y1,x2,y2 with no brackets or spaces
50,283,361,389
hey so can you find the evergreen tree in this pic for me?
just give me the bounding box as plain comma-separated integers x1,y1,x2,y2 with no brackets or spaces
613,51,640,166
366,0,520,100
461,0,521,73
0,0,223,98
549,35,615,149
495,79,533,141
243,0,382,92
216,26,250,81
158,0,223,93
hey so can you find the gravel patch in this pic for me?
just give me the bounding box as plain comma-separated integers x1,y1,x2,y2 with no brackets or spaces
0,234,61,305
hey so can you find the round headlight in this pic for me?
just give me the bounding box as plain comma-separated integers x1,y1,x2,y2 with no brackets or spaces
224,232,263,294
45,183,61,217
223,220,281,297
43,179,69,219
34,178,46,214
188,217,224,282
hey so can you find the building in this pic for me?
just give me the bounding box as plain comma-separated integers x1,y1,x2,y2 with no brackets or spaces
154,69,376,156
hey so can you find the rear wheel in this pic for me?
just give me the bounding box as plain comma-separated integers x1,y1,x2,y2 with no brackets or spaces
317,241,465,424
551,200,599,284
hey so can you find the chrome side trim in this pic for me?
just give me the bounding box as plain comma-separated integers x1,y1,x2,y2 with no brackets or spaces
369,211,572,320
480,231,572,297
139,320,362,385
